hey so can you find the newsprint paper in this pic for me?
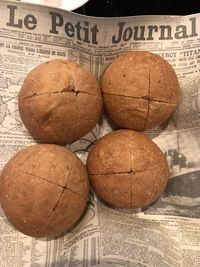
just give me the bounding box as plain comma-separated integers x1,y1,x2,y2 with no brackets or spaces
0,1,200,266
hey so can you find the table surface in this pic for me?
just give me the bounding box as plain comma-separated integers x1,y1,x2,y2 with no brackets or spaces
74,0,200,17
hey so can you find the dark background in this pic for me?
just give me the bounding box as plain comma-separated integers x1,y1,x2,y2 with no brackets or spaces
74,0,200,17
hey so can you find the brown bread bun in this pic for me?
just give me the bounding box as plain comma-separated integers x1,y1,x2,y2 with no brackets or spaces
101,51,179,130
87,130,169,209
18,59,102,144
0,144,89,237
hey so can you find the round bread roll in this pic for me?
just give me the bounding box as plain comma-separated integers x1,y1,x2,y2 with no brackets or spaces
101,51,180,130
87,130,169,209
18,59,102,144
0,144,89,237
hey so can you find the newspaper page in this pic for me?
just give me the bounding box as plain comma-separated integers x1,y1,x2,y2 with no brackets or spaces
0,1,200,266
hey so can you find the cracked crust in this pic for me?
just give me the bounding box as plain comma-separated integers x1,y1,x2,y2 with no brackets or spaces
37,190,87,237
103,94,148,131
18,59,102,144
87,130,169,209
101,51,180,130
0,144,89,237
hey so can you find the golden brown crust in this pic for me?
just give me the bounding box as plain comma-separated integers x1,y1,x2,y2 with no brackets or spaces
66,156,89,199
0,144,89,237
87,130,132,175
76,93,102,140
149,53,179,103
36,190,87,237
90,173,132,209
103,94,148,131
19,93,78,144
146,101,176,129
130,168,169,208
87,130,169,209
2,144,75,187
19,60,102,98
102,59,150,98
101,51,179,130
18,59,102,144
